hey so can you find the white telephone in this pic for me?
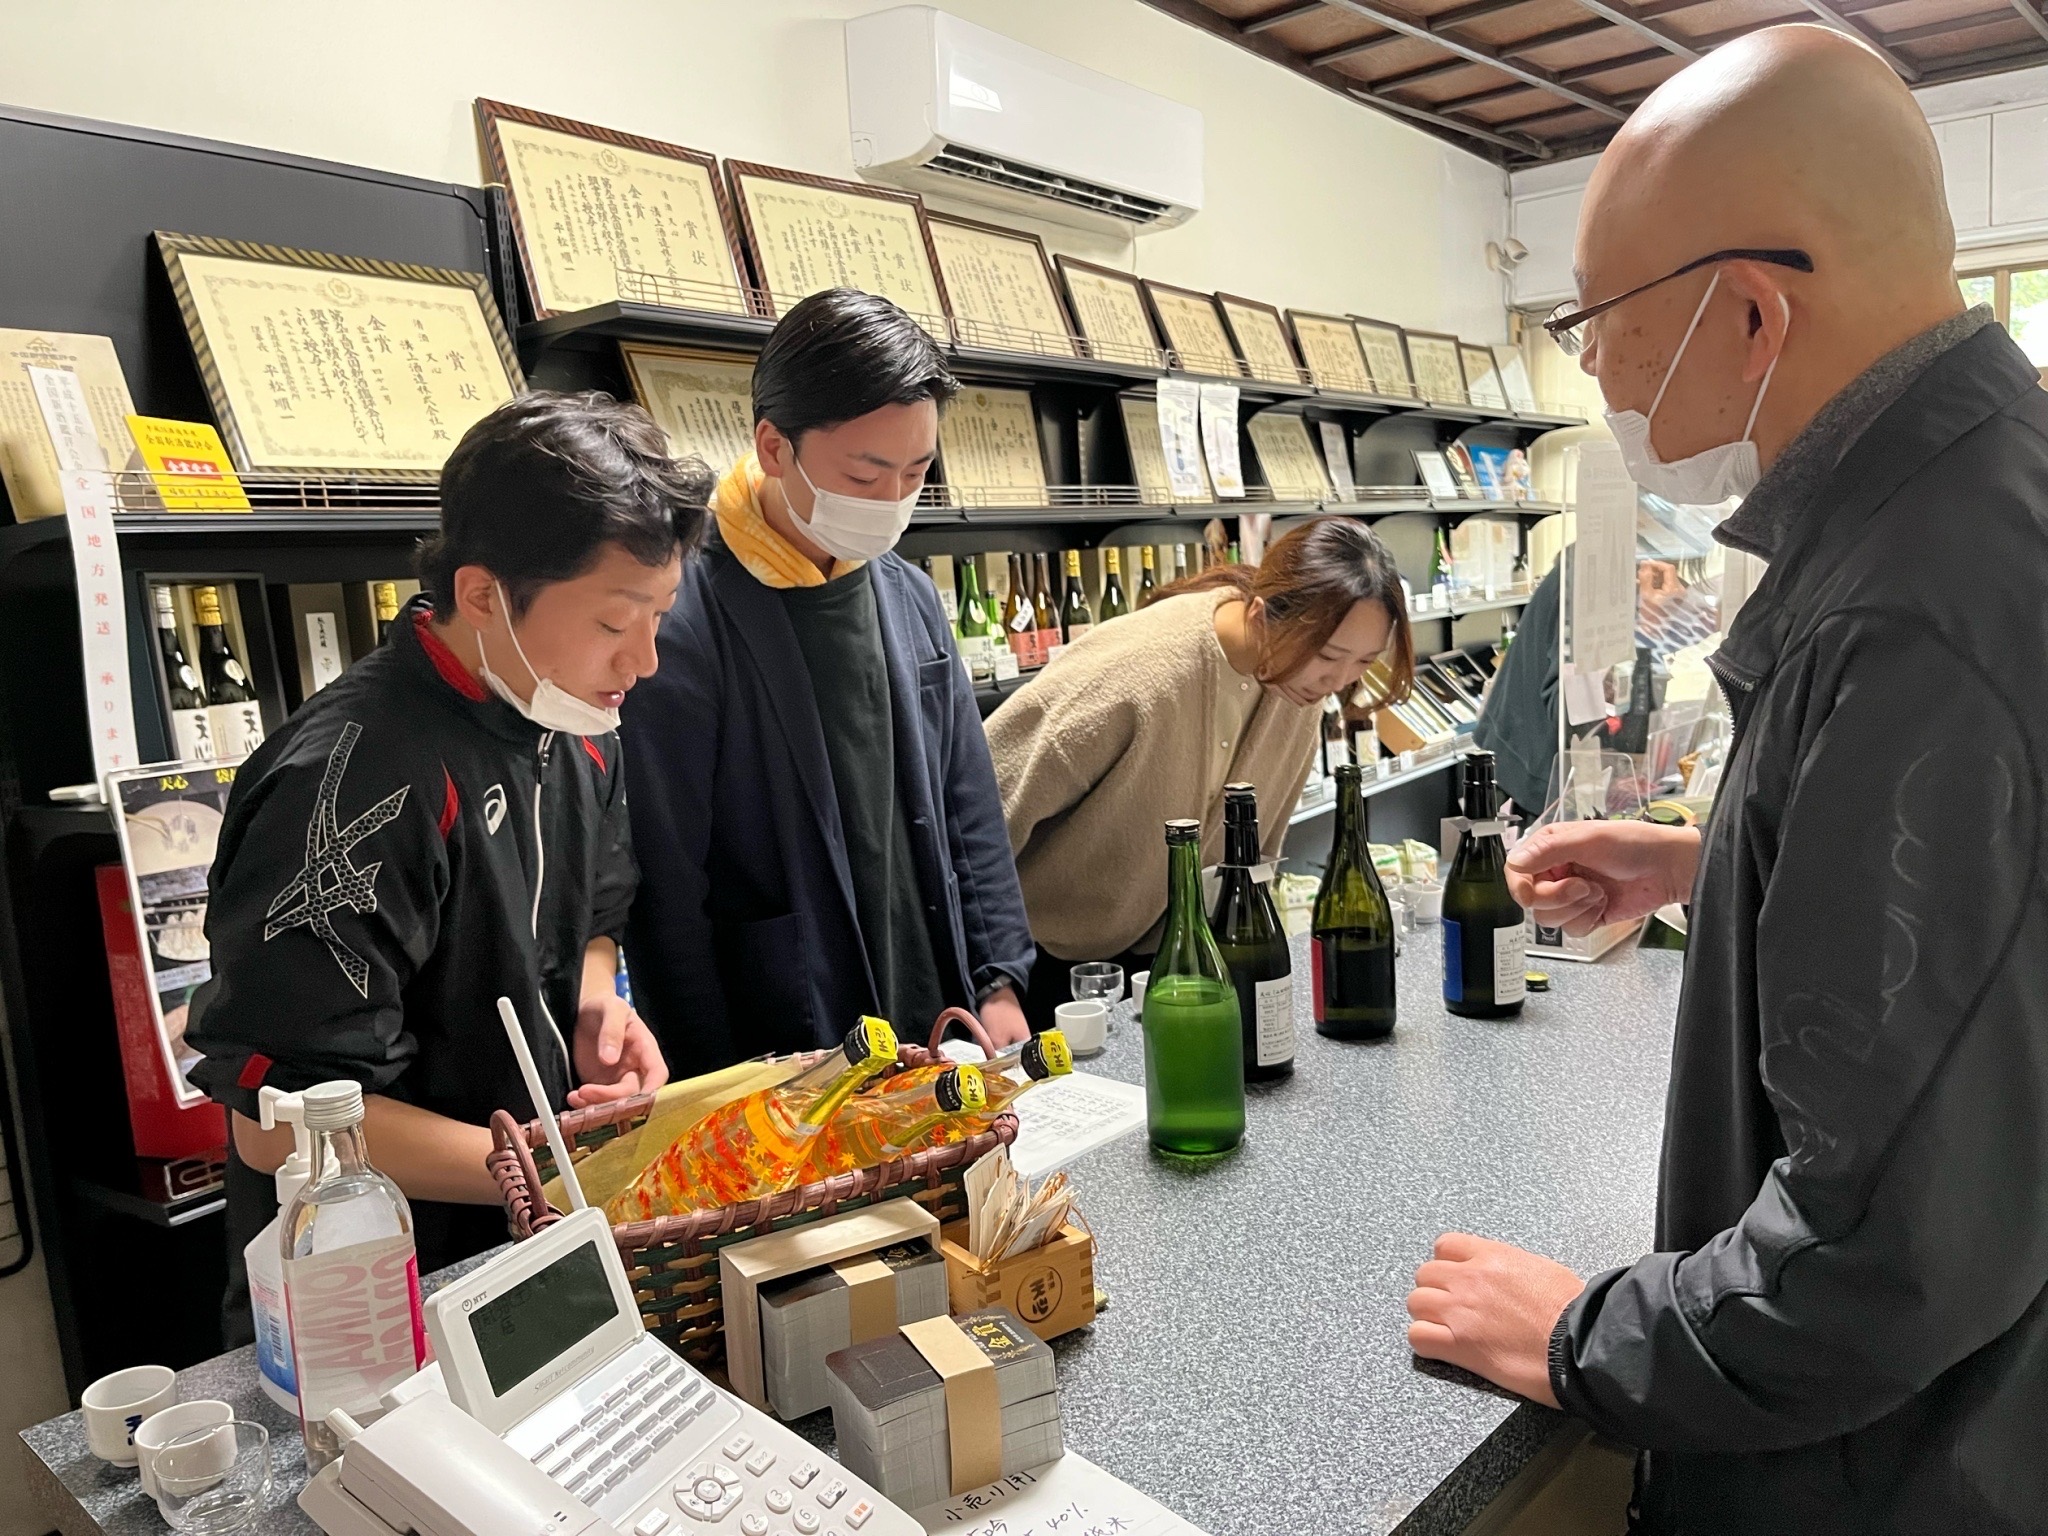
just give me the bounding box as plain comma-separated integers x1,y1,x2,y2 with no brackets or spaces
298,1001,923,1536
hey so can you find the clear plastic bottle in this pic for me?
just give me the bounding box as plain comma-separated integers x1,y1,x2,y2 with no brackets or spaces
246,1085,316,1416
283,1081,426,1473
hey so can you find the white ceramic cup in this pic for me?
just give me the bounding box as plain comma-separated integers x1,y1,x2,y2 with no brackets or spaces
1130,970,1150,1013
136,1399,234,1498
81,1364,178,1466
1054,999,1108,1056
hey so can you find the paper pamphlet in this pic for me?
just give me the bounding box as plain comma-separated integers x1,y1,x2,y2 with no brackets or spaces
1006,1072,1148,1181
915,1449,1207,1535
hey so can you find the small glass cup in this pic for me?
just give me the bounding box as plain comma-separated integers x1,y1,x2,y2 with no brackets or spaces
1070,961,1125,1004
153,1420,271,1534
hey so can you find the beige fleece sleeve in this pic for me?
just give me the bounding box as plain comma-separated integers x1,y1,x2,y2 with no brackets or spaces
985,660,1142,857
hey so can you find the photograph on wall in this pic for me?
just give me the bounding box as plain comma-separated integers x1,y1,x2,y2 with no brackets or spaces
474,98,749,319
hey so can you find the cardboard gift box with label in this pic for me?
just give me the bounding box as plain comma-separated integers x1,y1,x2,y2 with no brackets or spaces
758,1236,949,1419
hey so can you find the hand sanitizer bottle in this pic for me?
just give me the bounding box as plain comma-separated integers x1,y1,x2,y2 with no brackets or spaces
282,1081,427,1472
246,1085,315,1415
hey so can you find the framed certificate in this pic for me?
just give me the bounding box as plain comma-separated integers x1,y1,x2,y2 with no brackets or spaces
937,386,1048,507
1054,257,1165,369
1141,280,1239,379
926,214,1076,358
724,162,952,342
1492,344,1540,412
1217,293,1304,388
1245,412,1330,502
474,99,748,320
1350,317,1415,400
1286,311,1374,396
1120,393,1211,503
1460,343,1508,411
155,232,524,478
617,344,755,473
1405,331,1470,405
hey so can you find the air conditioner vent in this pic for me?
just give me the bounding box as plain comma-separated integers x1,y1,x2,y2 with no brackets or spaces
925,143,1176,225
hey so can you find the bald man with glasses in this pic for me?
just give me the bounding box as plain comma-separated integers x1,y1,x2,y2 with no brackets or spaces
1406,24,2048,1535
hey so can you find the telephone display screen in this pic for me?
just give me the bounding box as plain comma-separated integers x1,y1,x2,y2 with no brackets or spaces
469,1239,616,1397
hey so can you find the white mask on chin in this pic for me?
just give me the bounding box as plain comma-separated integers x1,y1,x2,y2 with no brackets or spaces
478,582,620,736
790,452,920,563
1604,272,1786,505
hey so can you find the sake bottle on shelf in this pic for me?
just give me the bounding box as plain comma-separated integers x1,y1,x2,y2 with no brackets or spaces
1138,545,1159,606
372,581,401,644
1031,552,1061,661
1099,548,1131,621
1312,764,1397,1040
607,1017,899,1219
193,583,265,759
1003,552,1038,668
153,585,215,763
1141,819,1246,1155
1442,751,1527,1019
1212,784,1295,1081
1060,550,1095,644
955,556,999,682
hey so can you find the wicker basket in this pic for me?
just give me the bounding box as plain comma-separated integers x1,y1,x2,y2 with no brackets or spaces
488,1008,1018,1374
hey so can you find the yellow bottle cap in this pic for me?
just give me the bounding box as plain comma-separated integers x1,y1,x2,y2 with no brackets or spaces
938,1062,987,1113
846,1016,899,1066
1026,1031,1074,1079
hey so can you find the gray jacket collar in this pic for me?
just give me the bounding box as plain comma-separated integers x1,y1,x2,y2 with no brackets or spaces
1715,305,1996,561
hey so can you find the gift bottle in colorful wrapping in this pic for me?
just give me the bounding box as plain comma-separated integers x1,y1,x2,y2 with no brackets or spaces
793,1062,987,1183
606,1017,899,1220
871,1029,1073,1103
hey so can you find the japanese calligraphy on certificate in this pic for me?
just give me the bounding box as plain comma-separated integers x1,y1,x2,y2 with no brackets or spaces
1287,312,1373,395
726,163,951,343
1405,331,1470,405
0,329,138,520
1056,258,1164,368
1246,412,1330,502
927,215,1076,357
1217,295,1302,387
476,100,746,318
1352,318,1415,399
1144,283,1239,379
155,233,525,477
618,344,755,473
938,387,1047,507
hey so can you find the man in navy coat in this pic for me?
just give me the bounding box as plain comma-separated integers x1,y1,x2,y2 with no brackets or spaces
622,289,1034,1072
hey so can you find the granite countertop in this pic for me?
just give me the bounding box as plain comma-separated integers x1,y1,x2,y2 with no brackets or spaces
20,928,1680,1536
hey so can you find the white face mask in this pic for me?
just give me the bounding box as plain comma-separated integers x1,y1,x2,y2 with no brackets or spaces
1605,271,1785,505
478,582,620,736
789,450,920,562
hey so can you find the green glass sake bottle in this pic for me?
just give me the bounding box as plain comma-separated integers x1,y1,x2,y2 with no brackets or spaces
1141,819,1246,1154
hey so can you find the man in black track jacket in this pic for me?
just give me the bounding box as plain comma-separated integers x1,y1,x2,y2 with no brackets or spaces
188,393,707,1295
1403,28,2048,1533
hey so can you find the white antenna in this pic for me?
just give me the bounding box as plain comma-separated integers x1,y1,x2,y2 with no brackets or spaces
497,995,588,1212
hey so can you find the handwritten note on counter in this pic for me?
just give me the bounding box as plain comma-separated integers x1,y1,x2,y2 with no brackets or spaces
915,1451,1208,1536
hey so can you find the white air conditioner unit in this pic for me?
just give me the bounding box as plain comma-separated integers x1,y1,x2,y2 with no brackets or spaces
845,6,1204,234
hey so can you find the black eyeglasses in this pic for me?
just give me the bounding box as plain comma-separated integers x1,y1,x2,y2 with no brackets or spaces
1543,248,1814,357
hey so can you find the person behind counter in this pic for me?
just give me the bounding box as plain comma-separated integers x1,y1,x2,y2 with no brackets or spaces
187,391,708,1311
622,288,1035,1075
987,517,1414,1031
1405,27,2048,1531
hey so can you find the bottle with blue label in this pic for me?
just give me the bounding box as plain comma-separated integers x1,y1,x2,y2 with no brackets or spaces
245,1085,315,1415
1442,751,1527,1019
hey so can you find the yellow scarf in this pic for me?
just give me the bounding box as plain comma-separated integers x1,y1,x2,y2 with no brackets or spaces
711,451,863,590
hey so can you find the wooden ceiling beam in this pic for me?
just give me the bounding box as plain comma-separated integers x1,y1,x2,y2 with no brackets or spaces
1570,0,1705,57
1315,0,1628,116
1883,8,2024,44
1790,0,1923,78
1244,1,1331,33
2009,0,2048,44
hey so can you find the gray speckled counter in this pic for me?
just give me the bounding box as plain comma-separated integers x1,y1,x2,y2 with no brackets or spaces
20,929,1679,1536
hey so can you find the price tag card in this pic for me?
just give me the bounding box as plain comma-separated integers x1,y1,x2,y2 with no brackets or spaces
1197,382,1243,499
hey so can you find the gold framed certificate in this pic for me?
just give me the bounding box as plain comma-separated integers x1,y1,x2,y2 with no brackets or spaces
1217,293,1304,388
1245,412,1330,502
474,100,748,320
1492,343,1540,413
937,386,1048,507
926,214,1076,358
724,162,951,343
1054,257,1165,369
1141,280,1240,379
155,232,524,478
1350,317,1415,400
1405,330,1470,405
1119,393,1211,504
0,329,138,520
1460,343,1508,411
617,344,755,473
1286,311,1373,396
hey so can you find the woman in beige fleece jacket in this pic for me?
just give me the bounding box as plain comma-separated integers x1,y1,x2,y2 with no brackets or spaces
986,517,1414,1030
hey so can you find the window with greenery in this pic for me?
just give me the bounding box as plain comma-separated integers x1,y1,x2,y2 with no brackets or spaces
1958,264,2048,378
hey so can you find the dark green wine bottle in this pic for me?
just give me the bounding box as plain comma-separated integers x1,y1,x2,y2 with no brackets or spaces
1099,548,1130,621
1442,751,1526,1019
1312,764,1396,1040
1212,784,1294,1081
1141,819,1246,1154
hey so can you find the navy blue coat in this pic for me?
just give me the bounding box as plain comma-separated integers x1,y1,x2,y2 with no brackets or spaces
621,538,1035,1075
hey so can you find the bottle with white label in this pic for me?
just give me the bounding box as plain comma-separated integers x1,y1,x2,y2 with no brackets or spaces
282,1081,427,1472
1212,783,1295,1081
1442,751,1527,1019
192,584,264,760
152,585,215,762
245,1085,316,1415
